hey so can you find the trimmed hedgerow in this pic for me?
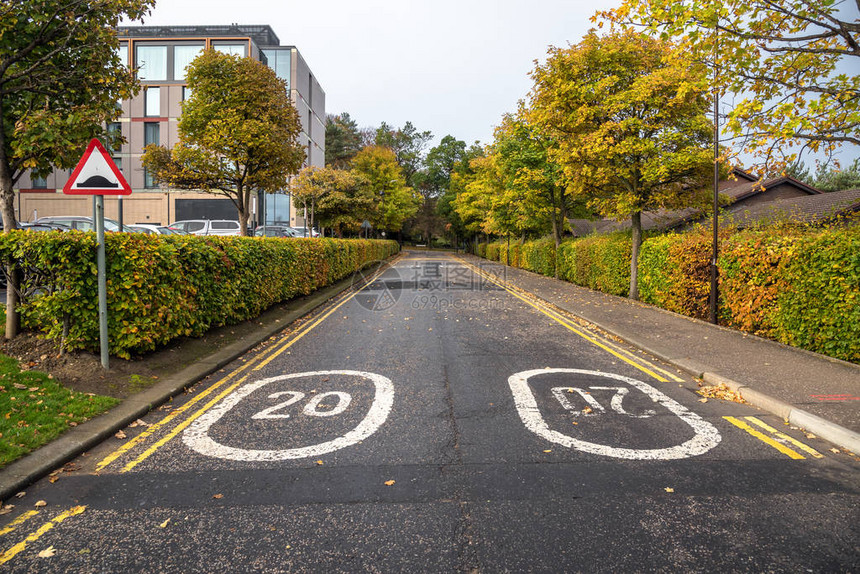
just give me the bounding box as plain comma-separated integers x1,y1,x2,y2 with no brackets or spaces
0,232,398,358
720,226,859,362
475,224,858,363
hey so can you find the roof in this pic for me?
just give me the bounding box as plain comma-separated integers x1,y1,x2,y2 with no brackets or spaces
117,25,281,47
724,188,860,228
570,169,825,235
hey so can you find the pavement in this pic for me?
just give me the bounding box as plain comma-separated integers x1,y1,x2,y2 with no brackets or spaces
1,249,858,502
457,252,860,453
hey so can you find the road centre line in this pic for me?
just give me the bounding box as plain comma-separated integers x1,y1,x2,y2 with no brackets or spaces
114,263,393,472
457,258,671,383
743,416,823,458
723,417,806,459
0,506,86,566
0,511,39,538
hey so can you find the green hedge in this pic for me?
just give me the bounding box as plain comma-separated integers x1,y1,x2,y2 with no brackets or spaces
474,225,859,363
0,233,398,358
720,227,859,362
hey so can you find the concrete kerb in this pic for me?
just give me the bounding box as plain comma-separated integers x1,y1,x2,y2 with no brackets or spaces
467,257,860,455
0,256,398,502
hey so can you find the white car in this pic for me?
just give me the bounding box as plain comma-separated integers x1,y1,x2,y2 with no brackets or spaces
129,224,181,235
168,219,242,236
292,226,319,237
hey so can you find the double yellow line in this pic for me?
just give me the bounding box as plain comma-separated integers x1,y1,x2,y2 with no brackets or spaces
458,258,683,384
724,416,823,460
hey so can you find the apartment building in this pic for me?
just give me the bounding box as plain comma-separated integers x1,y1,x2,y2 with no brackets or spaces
15,24,324,227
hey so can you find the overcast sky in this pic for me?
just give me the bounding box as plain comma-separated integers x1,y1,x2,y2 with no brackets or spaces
127,0,620,147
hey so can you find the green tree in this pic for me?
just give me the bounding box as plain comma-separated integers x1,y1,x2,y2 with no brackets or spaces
291,166,373,235
374,121,433,186
454,153,502,236
142,50,305,235
601,0,860,173
813,158,860,192
351,146,419,234
0,0,153,337
437,143,484,249
530,30,713,299
325,112,362,169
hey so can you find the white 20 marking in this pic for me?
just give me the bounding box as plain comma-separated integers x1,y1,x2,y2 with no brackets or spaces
251,391,352,419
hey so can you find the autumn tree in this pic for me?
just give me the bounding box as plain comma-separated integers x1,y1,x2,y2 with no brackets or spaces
600,0,860,173
0,0,153,337
454,153,502,237
530,30,713,299
437,143,484,249
291,166,373,235
351,146,419,234
142,50,305,235
325,112,362,169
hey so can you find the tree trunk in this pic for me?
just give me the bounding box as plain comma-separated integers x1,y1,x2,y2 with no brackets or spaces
551,213,560,279
1,167,20,338
629,211,642,300
236,186,251,236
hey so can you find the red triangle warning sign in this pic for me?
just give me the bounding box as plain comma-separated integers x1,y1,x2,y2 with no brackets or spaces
63,138,132,195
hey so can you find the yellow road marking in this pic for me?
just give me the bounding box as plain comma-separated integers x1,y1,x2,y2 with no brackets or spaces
0,511,39,537
0,506,85,566
458,258,669,383
723,416,805,459
117,263,393,472
744,416,823,458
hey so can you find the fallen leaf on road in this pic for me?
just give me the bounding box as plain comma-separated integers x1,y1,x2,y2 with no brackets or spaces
698,398,708,403
128,419,150,428
664,487,674,493
38,546,56,558
34,500,47,507
830,448,840,454
582,407,593,414
159,519,171,528
697,384,746,404
805,433,817,439
114,431,127,440
14,492,25,498
212,494,223,499
543,450,552,453
0,504,14,515
315,460,323,465
384,480,395,486
571,422,579,425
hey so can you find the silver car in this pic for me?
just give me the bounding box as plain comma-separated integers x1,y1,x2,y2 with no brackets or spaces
168,219,242,236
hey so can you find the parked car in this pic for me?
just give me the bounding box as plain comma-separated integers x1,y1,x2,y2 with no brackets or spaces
128,223,180,235
34,216,133,232
292,226,319,237
169,219,242,236
18,222,70,232
254,225,301,238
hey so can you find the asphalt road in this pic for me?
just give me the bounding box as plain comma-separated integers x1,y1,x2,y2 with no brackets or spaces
2,252,858,572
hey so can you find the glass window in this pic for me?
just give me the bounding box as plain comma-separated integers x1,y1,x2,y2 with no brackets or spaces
32,175,47,189
136,45,167,81
211,221,239,230
145,87,160,117
182,86,192,101
144,122,160,147
214,44,246,57
262,49,291,88
174,44,204,81
186,221,205,233
117,44,128,68
106,122,122,154
144,167,157,189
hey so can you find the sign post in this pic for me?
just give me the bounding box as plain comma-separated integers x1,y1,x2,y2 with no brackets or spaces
63,138,132,369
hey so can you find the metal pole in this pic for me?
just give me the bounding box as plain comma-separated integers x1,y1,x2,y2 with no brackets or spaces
708,22,720,325
118,196,124,230
96,196,109,369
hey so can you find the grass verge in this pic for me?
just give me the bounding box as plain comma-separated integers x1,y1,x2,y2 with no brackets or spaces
0,354,119,468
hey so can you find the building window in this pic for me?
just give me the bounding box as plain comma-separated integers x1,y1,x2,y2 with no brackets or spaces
144,122,160,147
144,167,157,189
213,44,246,57
32,175,47,189
262,49,291,88
117,44,128,68
106,122,122,154
182,86,192,101
145,87,160,117
174,44,204,81
136,45,167,81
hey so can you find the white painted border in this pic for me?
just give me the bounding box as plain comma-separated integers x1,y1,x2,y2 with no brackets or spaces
182,371,394,461
509,369,721,460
